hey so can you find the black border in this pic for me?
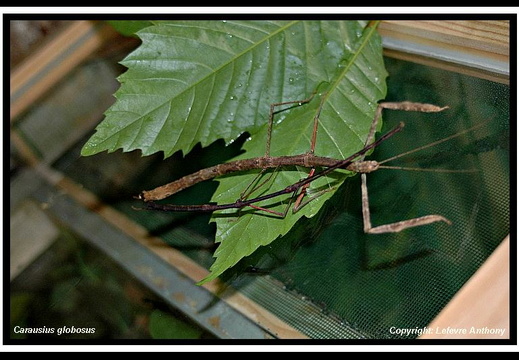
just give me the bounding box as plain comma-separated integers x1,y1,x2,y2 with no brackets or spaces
4,10,517,348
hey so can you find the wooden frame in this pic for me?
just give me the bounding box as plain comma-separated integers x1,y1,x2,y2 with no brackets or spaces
379,20,510,84
10,19,511,340
420,236,510,339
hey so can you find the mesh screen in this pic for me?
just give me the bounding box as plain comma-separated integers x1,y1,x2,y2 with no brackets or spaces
231,58,510,339
54,57,510,339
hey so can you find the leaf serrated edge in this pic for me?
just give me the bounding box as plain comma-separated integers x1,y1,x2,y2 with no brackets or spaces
83,21,303,158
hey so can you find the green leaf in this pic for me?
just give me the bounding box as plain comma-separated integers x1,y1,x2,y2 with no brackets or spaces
81,20,379,158
199,22,387,284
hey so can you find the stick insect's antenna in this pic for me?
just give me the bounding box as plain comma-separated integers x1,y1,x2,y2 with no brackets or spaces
377,122,488,167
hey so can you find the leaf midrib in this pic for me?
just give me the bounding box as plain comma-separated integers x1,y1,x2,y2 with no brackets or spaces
319,21,380,110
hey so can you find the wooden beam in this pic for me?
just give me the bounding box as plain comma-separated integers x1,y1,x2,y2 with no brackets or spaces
10,21,118,121
420,236,510,339
29,161,309,339
379,20,510,84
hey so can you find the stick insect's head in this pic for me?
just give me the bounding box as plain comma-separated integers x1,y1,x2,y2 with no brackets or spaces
347,160,379,174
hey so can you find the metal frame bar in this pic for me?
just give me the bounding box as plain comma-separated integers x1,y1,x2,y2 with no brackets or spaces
30,177,279,339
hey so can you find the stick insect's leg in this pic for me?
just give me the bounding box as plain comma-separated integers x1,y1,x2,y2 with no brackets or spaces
360,101,451,234
243,92,318,216
292,185,337,213
360,173,451,234
362,102,450,152
265,93,317,157
248,189,300,217
291,168,315,213
292,95,327,213
239,168,276,201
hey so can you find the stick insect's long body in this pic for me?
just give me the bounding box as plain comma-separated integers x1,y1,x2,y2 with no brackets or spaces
138,136,391,203
141,123,403,212
140,154,374,202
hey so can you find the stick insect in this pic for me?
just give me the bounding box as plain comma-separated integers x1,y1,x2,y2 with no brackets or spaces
137,94,474,234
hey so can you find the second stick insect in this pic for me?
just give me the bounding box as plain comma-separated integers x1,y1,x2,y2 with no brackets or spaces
138,93,455,234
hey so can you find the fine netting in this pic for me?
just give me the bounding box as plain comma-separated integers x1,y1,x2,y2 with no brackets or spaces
234,58,510,339
54,57,510,339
